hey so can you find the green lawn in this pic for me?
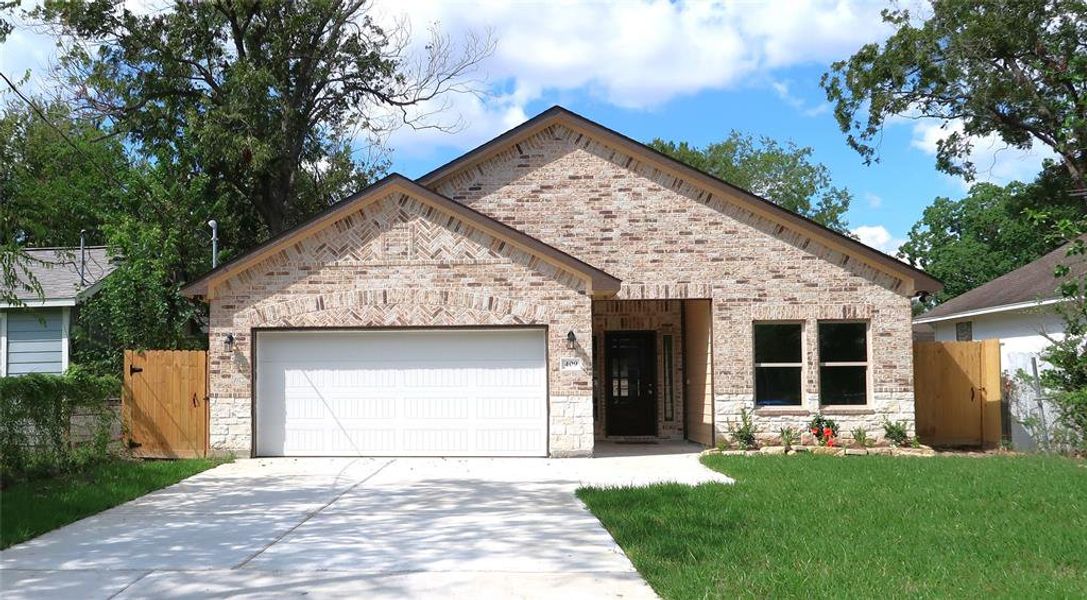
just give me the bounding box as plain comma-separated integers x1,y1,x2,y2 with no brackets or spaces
578,454,1087,599
0,458,225,549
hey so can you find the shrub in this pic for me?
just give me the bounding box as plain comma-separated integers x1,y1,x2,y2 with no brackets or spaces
779,427,799,451
882,419,911,447
730,408,759,450
808,413,838,446
851,427,870,448
0,367,119,484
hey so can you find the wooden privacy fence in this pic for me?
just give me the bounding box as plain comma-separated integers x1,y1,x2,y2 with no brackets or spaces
914,340,1002,448
122,350,209,458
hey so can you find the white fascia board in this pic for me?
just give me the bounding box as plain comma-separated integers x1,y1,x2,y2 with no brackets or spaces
0,298,79,309
913,297,1065,325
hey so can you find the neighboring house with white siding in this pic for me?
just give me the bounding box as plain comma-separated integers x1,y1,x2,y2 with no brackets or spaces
1,247,115,376
914,239,1085,450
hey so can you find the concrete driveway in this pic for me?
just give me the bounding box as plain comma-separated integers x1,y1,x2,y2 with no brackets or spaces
0,443,729,599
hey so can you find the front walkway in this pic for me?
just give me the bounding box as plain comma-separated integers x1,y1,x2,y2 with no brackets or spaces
0,443,728,599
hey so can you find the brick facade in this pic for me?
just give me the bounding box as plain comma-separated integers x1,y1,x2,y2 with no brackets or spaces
197,111,927,457
429,123,917,445
206,191,595,456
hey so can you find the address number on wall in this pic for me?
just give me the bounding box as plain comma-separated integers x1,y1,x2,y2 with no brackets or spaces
560,357,583,371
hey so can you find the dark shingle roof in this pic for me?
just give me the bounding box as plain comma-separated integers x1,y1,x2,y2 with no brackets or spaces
916,237,1087,322
8,247,115,302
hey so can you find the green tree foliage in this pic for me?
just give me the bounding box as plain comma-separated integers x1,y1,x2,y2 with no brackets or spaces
0,99,209,369
72,170,211,373
0,102,128,247
36,0,489,245
0,99,129,304
649,133,852,233
2,1,489,370
822,0,1087,190
1035,228,1087,454
901,167,1083,304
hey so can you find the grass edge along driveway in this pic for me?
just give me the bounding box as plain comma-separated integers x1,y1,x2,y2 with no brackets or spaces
578,454,1087,599
1,457,226,549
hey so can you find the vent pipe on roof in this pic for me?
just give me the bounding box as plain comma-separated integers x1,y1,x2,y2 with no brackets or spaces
208,220,219,268
79,229,87,287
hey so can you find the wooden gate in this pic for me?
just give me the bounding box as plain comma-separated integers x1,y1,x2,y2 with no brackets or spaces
122,350,209,458
914,340,1002,448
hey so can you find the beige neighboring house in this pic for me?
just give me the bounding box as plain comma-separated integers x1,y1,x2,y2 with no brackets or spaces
1,247,115,376
182,106,942,458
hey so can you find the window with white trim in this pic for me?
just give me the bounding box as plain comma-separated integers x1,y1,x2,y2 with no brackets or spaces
818,322,868,405
754,323,803,406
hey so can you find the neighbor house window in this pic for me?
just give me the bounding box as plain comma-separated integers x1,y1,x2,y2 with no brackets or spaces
754,323,803,406
662,335,675,421
819,322,868,405
955,321,973,341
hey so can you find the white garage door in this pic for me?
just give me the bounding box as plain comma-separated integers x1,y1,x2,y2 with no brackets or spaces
255,329,548,457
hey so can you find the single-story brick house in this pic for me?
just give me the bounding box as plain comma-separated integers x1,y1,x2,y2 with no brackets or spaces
181,107,941,458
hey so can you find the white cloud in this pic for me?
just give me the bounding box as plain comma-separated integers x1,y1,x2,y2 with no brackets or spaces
864,192,883,209
366,0,894,155
909,119,1058,188
770,80,830,117
5,0,895,157
852,225,905,257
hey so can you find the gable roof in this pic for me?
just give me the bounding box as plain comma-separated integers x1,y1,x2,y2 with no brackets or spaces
914,237,1086,324
180,174,622,298
2,247,115,308
418,105,942,295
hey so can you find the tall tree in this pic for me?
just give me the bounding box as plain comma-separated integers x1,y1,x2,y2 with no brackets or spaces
822,0,1087,191
35,0,491,249
4,1,490,368
649,133,853,233
0,102,129,248
901,167,1081,304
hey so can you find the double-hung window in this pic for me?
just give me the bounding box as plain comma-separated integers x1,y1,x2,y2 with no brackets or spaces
754,323,803,406
818,322,868,405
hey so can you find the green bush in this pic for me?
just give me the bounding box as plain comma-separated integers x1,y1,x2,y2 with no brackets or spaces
882,419,911,447
779,427,799,451
0,367,119,484
850,427,870,448
730,408,759,450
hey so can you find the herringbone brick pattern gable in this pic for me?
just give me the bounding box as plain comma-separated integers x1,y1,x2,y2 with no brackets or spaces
218,192,587,299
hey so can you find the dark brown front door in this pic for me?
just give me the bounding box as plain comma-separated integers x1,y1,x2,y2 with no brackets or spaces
605,331,657,436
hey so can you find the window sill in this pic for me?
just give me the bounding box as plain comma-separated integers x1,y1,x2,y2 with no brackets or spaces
754,407,810,417
819,407,875,415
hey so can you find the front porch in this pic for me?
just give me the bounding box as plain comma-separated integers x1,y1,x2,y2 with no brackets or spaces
590,299,714,447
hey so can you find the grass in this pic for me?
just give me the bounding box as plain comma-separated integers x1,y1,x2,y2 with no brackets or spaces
0,457,225,549
578,454,1087,599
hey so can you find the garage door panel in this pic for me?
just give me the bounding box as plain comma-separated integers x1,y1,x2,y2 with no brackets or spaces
401,396,471,419
256,329,548,457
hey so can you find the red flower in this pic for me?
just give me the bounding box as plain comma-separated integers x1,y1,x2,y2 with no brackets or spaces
811,427,819,435
823,427,833,437
826,438,836,447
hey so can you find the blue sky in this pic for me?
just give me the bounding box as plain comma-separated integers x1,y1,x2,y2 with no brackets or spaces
2,0,1055,254
361,1,1054,255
